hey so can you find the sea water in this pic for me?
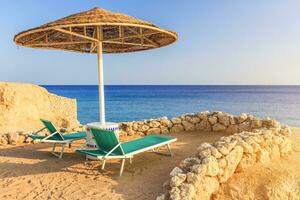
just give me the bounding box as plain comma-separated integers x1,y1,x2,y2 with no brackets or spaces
43,85,300,127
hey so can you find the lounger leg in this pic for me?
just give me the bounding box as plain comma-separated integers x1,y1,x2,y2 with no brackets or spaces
167,144,173,157
52,143,57,154
59,144,66,159
129,157,133,165
119,158,126,176
69,143,72,148
101,159,106,170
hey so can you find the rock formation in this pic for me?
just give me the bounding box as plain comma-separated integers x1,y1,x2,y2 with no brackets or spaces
0,82,80,144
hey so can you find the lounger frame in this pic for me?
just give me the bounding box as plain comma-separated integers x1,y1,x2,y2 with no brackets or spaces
82,130,177,176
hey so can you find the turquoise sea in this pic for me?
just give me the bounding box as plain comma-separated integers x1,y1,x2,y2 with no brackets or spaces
43,85,300,127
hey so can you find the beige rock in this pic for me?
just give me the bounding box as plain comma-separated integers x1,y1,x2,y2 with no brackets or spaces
170,167,183,177
210,146,223,158
197,143,213,152
171,117,182,124
256,149,270,164
218,113,230,126
280,125,292,137
196,176,220,200
212,123,227,132
195,119,211,132
197,111,209,120
250,120,262,129
186,172,200,184
0,135,8,145
170,174,187,187
138,124,150,132
218,158,227,169
170,124,184,133
0,83,80,134
189,117,200,124
182,121,195,132
179,157,201,170
180,183,196,200
147,128,161,135
236,153,256,172
215,142,230,155
156,194,165,200
229,116,236,125
170,187,181,200
238,113,248,123
148,120,161,128
7,132,19,144
160,119,173,128
191,164,207,176
202,156,219,176
208,116,218,125
198,148,211,159
132,123,138,131
238,122,250,132
238,140,254,153
161,127,170,134
218,146,243,183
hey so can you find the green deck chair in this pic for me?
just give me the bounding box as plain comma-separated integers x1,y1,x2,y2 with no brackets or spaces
29,119,86,159
76,128,177,176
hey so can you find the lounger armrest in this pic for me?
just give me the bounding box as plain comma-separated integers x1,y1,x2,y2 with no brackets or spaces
31,127,47,135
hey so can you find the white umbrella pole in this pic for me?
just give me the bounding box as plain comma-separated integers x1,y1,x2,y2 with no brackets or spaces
97,41,105,125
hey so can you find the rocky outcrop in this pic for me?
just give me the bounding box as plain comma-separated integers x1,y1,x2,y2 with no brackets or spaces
0,82,80,144
156,115,293,200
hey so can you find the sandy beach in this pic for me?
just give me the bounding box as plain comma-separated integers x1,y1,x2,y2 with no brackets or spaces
0,128,299,200
0,131,228,200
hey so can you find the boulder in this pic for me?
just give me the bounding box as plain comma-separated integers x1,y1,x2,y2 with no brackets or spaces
236,153,256,172
161,126,170,134
171,117,182,124
138,124,150,132
218,146,243,183
170,124,184,133
202,156,219,176
180,183,196,200
217,113,230,126
170,174,187,187
238,113,248,123
189,117,200,124
170,167,184,177
196,111,209,120
148,120,161,128
212,123,227,132
208,116,218,125
182,121,195,132
0,82,79,134
238,122,250,132
196,176,220,200
160,119,173,128
195,119,211,132
147,128,161,135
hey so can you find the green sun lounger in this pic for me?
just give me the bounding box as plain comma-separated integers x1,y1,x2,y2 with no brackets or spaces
76,128,177,176
29,119,86,159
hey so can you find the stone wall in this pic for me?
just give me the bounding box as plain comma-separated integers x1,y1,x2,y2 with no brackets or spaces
154,112,293,200
0,82,80,145
119,111,281,136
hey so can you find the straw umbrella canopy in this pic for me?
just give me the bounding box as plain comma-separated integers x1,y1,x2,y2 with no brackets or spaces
14,7,178,125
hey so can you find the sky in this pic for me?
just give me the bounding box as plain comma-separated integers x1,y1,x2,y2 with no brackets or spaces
0,0,300,85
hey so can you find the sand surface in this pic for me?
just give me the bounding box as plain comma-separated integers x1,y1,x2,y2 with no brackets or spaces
1,129,299,200
0,131,228,200
215,127,300,200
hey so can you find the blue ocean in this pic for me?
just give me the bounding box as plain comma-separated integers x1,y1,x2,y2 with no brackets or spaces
43,85,300,127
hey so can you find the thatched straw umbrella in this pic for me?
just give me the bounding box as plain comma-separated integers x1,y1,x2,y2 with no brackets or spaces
14,7,177,128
